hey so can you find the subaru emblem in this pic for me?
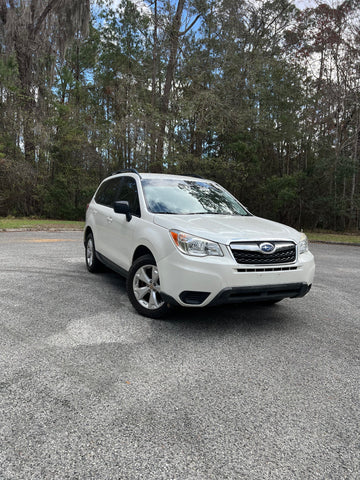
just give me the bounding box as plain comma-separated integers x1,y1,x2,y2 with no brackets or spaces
260,242,275,254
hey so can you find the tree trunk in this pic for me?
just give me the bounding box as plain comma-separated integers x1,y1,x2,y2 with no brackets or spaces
152,0,186,172
150,0,158,166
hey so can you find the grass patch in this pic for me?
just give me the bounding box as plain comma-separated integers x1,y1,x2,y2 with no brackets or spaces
1,217,359,244
307,231,360,245
0,216,84,230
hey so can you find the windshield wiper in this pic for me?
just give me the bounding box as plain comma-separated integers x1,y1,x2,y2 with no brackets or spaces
152,212,177,214
185,212,248,215
152,211,251,216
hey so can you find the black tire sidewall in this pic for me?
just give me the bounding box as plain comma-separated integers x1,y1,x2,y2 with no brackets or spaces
85,232,101,273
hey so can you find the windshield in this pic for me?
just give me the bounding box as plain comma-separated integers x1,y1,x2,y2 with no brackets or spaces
142,179,250,215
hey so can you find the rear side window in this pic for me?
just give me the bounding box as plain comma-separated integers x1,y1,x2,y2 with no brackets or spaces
95,176,140,216
95,178,121,206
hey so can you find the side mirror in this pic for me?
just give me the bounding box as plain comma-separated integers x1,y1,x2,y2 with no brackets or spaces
113,201,132,222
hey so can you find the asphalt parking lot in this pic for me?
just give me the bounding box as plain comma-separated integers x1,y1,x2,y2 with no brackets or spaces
0,231,359,480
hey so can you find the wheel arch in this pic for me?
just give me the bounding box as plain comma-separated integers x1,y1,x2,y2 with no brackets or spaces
84,226,93,245
132,245,154,264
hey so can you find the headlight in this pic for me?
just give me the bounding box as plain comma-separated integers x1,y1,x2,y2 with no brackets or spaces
170,230,223,257
298,233,309,254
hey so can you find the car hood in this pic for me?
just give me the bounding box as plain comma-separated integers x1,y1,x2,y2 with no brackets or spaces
153,214,301,245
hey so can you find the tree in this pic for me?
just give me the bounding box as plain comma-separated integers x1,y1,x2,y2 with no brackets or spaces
0,0,90,164
285,0,360,229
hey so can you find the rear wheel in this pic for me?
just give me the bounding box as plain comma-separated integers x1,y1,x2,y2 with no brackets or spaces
85,232,102,273
126,255,170,318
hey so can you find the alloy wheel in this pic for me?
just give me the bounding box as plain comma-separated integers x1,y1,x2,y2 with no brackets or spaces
133,264,165,310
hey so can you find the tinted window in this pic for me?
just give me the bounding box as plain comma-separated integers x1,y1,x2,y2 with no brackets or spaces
116,177,141,216
95,178,121,207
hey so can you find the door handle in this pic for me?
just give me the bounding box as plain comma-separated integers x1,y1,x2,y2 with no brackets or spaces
106,216,113,223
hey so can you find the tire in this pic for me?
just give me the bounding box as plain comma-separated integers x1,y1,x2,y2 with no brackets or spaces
85,232,102,273
126,254,170,319
261,299,283,305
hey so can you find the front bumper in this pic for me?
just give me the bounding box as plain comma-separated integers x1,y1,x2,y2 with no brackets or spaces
158,248,315,308
208,282,311,306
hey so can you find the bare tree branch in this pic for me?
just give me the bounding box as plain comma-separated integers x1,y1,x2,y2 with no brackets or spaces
179,14,201,36
32,0,63,38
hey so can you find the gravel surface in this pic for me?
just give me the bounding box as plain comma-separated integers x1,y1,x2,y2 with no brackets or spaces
0,231,359,480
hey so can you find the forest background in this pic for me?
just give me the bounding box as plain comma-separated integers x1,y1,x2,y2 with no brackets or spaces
0,0,359,232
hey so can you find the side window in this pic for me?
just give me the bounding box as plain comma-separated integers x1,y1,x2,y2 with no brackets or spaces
116,177,141,216
95,178,121,207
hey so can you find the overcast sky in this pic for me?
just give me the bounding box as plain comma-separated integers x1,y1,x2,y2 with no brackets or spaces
294,0,343,8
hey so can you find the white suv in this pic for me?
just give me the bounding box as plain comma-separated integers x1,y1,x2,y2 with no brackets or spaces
84,170,315,318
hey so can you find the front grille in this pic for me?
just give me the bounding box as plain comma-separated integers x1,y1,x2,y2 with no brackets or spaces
230,242,296,265
236,266,298,273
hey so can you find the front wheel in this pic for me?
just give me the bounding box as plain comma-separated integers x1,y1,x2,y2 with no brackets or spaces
126,255,170,319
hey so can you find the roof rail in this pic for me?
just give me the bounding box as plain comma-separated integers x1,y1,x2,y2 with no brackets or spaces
181,174,204,179
112,168,142,178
